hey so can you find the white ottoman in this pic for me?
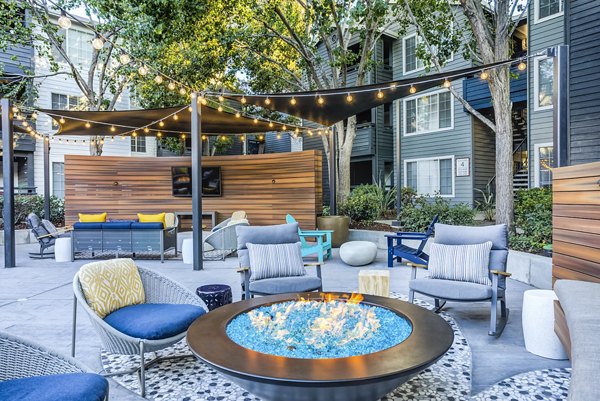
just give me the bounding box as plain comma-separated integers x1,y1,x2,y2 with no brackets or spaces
55,237,72,262
340,241,377,266
177,231,193,252
182,238,194,264
522,289,568,359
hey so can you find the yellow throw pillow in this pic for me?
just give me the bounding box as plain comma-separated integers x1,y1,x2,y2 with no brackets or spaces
79,212,107,222
78,258,145,318
137,212,166,228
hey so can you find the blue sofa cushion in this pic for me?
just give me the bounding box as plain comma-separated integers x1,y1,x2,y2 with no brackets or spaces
0,373,108,401
104,303,205,340
130,222,164,230
73,222,103,230
101,222,132,229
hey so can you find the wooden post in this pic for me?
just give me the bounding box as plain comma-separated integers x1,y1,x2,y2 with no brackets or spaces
2,99,16,268
191,93,203,270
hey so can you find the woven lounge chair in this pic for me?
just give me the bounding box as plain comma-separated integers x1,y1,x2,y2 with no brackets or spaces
27,213,72,259
204,211,249,260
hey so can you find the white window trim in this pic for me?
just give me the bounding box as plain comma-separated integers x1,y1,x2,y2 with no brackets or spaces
533,56,554,111
402,33,425,75
53,25,94,69
403,155,455,198
534,142,553,187
534,0,564,24
402,89,454,136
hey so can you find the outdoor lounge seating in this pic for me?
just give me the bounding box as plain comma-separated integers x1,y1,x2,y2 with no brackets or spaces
27,213,72,259
386,215,438,267
0,330,109,401
71,213,177,262
203,211,249,259
72,259,207,397
236,223,323,299
408,223,511,337
286,214,333,262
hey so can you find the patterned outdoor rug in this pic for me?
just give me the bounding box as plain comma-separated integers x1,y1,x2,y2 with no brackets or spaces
471,368,571,401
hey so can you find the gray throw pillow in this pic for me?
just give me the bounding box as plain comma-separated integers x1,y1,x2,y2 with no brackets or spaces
247,242,306,282
428,241,493,286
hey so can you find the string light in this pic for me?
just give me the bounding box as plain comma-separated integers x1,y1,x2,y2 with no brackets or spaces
202,135,207,140
154,75,163,84
188,106,192,112
31,112,38,119
59,117,65,124
282,125,287,131
181,134,186,140
269,122,274,128
235,112,241,118
100,139,105,145
138,65,149,76
277,133,282,139
11,106,18,113
240,96,247,104
258,135,264,140
317,96,325,105
110,137,114,142
22,121,29,127
443,79,451,88
480,70,489,80
308,130,313,136
58,10,72,29
240,135,245,141
92,35,104,50
346,93,353,103
217,105,223,112
290,97,297,105
143,127,149,133
518,61,527,71
200,96,207,105
264,97,271,105
85,122,91,128
158,121,165,127
121,135,126,140
110,126,116,132
132,131,137,137
253,118,258,124
119,52,130,64
218,94,225,102
377,90,384,99
168,82,176,91
173,114,179,120
409,85,417,94
221,135,227,140
179,87,187,96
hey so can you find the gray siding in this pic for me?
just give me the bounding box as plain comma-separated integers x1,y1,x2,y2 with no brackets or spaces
0,45,33,76
567,0,600,164
266,133,291,153
472,117,496,200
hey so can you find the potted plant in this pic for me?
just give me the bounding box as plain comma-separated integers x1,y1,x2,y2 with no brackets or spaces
316,206,349,247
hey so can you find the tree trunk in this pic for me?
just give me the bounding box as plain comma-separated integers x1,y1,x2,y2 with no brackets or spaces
336,116,357,205
489,66,514,230
89,135,104,156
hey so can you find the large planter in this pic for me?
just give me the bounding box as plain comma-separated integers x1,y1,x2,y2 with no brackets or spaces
317,216,349,247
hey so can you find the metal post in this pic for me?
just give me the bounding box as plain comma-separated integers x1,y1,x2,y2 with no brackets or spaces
190,93,203,270
549,45,569,167
43,137,50,219
329,126,337,215
395,110,402,219
2,99,16,267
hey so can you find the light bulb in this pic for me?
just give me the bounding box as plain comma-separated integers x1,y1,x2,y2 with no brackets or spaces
308,130,313,136
157,132,163,138
217,106,223,112
92,37,104,50
110,126,116,132
346,93,353,103
258,135,264,140
22,121,29,127
409,85,417,94
253,118,258,124
59,117,65,124
317,96,324,105
480,71,489,80
179,87,187,95
202,135,207,140
168,82,176,91
518,61,527,71
235,112,241,118
181,134,186,140
282,125,287,131
443,79,451,88
269,122,274,128
264,97,271,105
58,12,72,29
138,65,148,76
188,106,192,112
85,122,91,128
277,133,281,139
159,121,164,127
218,95,225,102
377,90,384,99
240,96,247,104
240,135,245,141
290,97,297,105
132,131,137,137
31,112,38,119
154,75,163,84
173,114,179,120
119,53,130,64
200,97,207,105
143,127,149,133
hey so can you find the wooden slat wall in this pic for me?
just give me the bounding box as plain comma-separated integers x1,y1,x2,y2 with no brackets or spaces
64,151,323,229
552,161,600,283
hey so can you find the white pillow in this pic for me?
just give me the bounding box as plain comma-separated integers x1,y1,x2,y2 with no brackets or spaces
247,242,306,282
428,241,493,286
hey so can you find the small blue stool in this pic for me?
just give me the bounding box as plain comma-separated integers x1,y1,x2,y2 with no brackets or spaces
196,284,232,311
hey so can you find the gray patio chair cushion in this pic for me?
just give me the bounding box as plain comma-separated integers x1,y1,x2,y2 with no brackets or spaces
249,276,323,295
554,280,600,401
247,242,305,281
409,278,504,301
236,223,300,268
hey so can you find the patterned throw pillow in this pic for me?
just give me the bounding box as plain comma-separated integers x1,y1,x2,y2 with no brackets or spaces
78,258,145,318
428,241,493,286
247,242,306,282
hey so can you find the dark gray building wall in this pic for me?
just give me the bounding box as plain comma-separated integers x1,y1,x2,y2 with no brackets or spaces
265,133,291,153
567,0,600,165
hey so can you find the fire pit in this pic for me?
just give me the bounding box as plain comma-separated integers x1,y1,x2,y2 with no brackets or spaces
187,293,453,401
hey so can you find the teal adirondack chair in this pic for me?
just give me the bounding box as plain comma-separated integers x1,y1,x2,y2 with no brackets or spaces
286,214,333,262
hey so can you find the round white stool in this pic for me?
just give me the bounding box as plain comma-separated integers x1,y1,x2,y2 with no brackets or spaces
340,241,378,266
522,289,568,359
54,237,72,262
177,231,193,253
182,238,193,264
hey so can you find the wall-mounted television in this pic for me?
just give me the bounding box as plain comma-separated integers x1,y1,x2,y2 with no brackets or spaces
171,166,221,197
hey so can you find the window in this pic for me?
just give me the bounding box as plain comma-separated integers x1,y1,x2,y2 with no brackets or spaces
405,157,454,196
535,143,554,187
383,37,393,66
535,0,564,22
52,162,65,198
350,161,373,187
131,136,146,153
534,57,554,110
51,93,83,128
52,28,94,68
403,34,424,74
404,90,453,135
384,103,392,126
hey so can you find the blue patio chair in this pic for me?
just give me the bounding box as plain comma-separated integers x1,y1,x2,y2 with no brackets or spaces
386,215,438,267
286,214,333,263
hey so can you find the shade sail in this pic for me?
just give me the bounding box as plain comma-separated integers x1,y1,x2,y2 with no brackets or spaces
225,59,517,126
41,105,278,136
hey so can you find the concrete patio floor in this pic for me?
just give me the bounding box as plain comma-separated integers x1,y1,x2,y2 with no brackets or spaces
0,243,570,400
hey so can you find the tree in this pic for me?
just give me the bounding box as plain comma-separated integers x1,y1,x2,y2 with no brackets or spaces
234,0,403,205
400,0,529,229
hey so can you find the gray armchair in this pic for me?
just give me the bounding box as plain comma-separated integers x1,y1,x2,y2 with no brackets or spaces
236,223,323,300
408,223,511,337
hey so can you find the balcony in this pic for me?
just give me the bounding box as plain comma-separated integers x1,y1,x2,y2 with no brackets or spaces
462,66,527,111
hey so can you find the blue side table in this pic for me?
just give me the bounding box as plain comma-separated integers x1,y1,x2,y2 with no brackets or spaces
196,284,232,311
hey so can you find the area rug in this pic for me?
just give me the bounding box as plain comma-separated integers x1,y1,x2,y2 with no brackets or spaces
471,368,571,401
101,295,473,400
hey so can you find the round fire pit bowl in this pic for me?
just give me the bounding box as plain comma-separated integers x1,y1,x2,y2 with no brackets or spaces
187,293,453,401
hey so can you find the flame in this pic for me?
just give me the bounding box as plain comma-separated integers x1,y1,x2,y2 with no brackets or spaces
347,293,364,305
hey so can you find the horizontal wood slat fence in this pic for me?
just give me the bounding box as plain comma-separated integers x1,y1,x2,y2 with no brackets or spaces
552,161,600,283
64,151,323,229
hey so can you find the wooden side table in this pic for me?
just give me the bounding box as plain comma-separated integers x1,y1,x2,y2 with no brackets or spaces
358,270,390,297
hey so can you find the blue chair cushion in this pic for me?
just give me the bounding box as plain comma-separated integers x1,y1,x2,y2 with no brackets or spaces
101,222,132,229
104,303,206,340
0,373,108,401
130,222,164,230
73,222,103,230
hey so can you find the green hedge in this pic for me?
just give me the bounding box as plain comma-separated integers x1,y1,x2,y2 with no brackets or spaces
398,192,475,232
338,185,381,223
0,195,65,228
509,187,552,253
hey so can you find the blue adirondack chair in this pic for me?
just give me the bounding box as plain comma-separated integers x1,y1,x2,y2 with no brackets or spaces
286,214,333,263
386,215,438,267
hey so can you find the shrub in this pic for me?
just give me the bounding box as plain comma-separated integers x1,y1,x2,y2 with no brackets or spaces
346,184,397,219
509,188,552,253
0,195,65,228
339,185,381,223
398,193,475,232
475,185,495,221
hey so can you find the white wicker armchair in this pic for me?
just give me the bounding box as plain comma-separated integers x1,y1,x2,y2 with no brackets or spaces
204,219,249,260
72,265,207,397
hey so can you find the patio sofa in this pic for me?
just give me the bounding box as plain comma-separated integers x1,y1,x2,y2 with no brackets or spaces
71,221,177,262
554,279,600,401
